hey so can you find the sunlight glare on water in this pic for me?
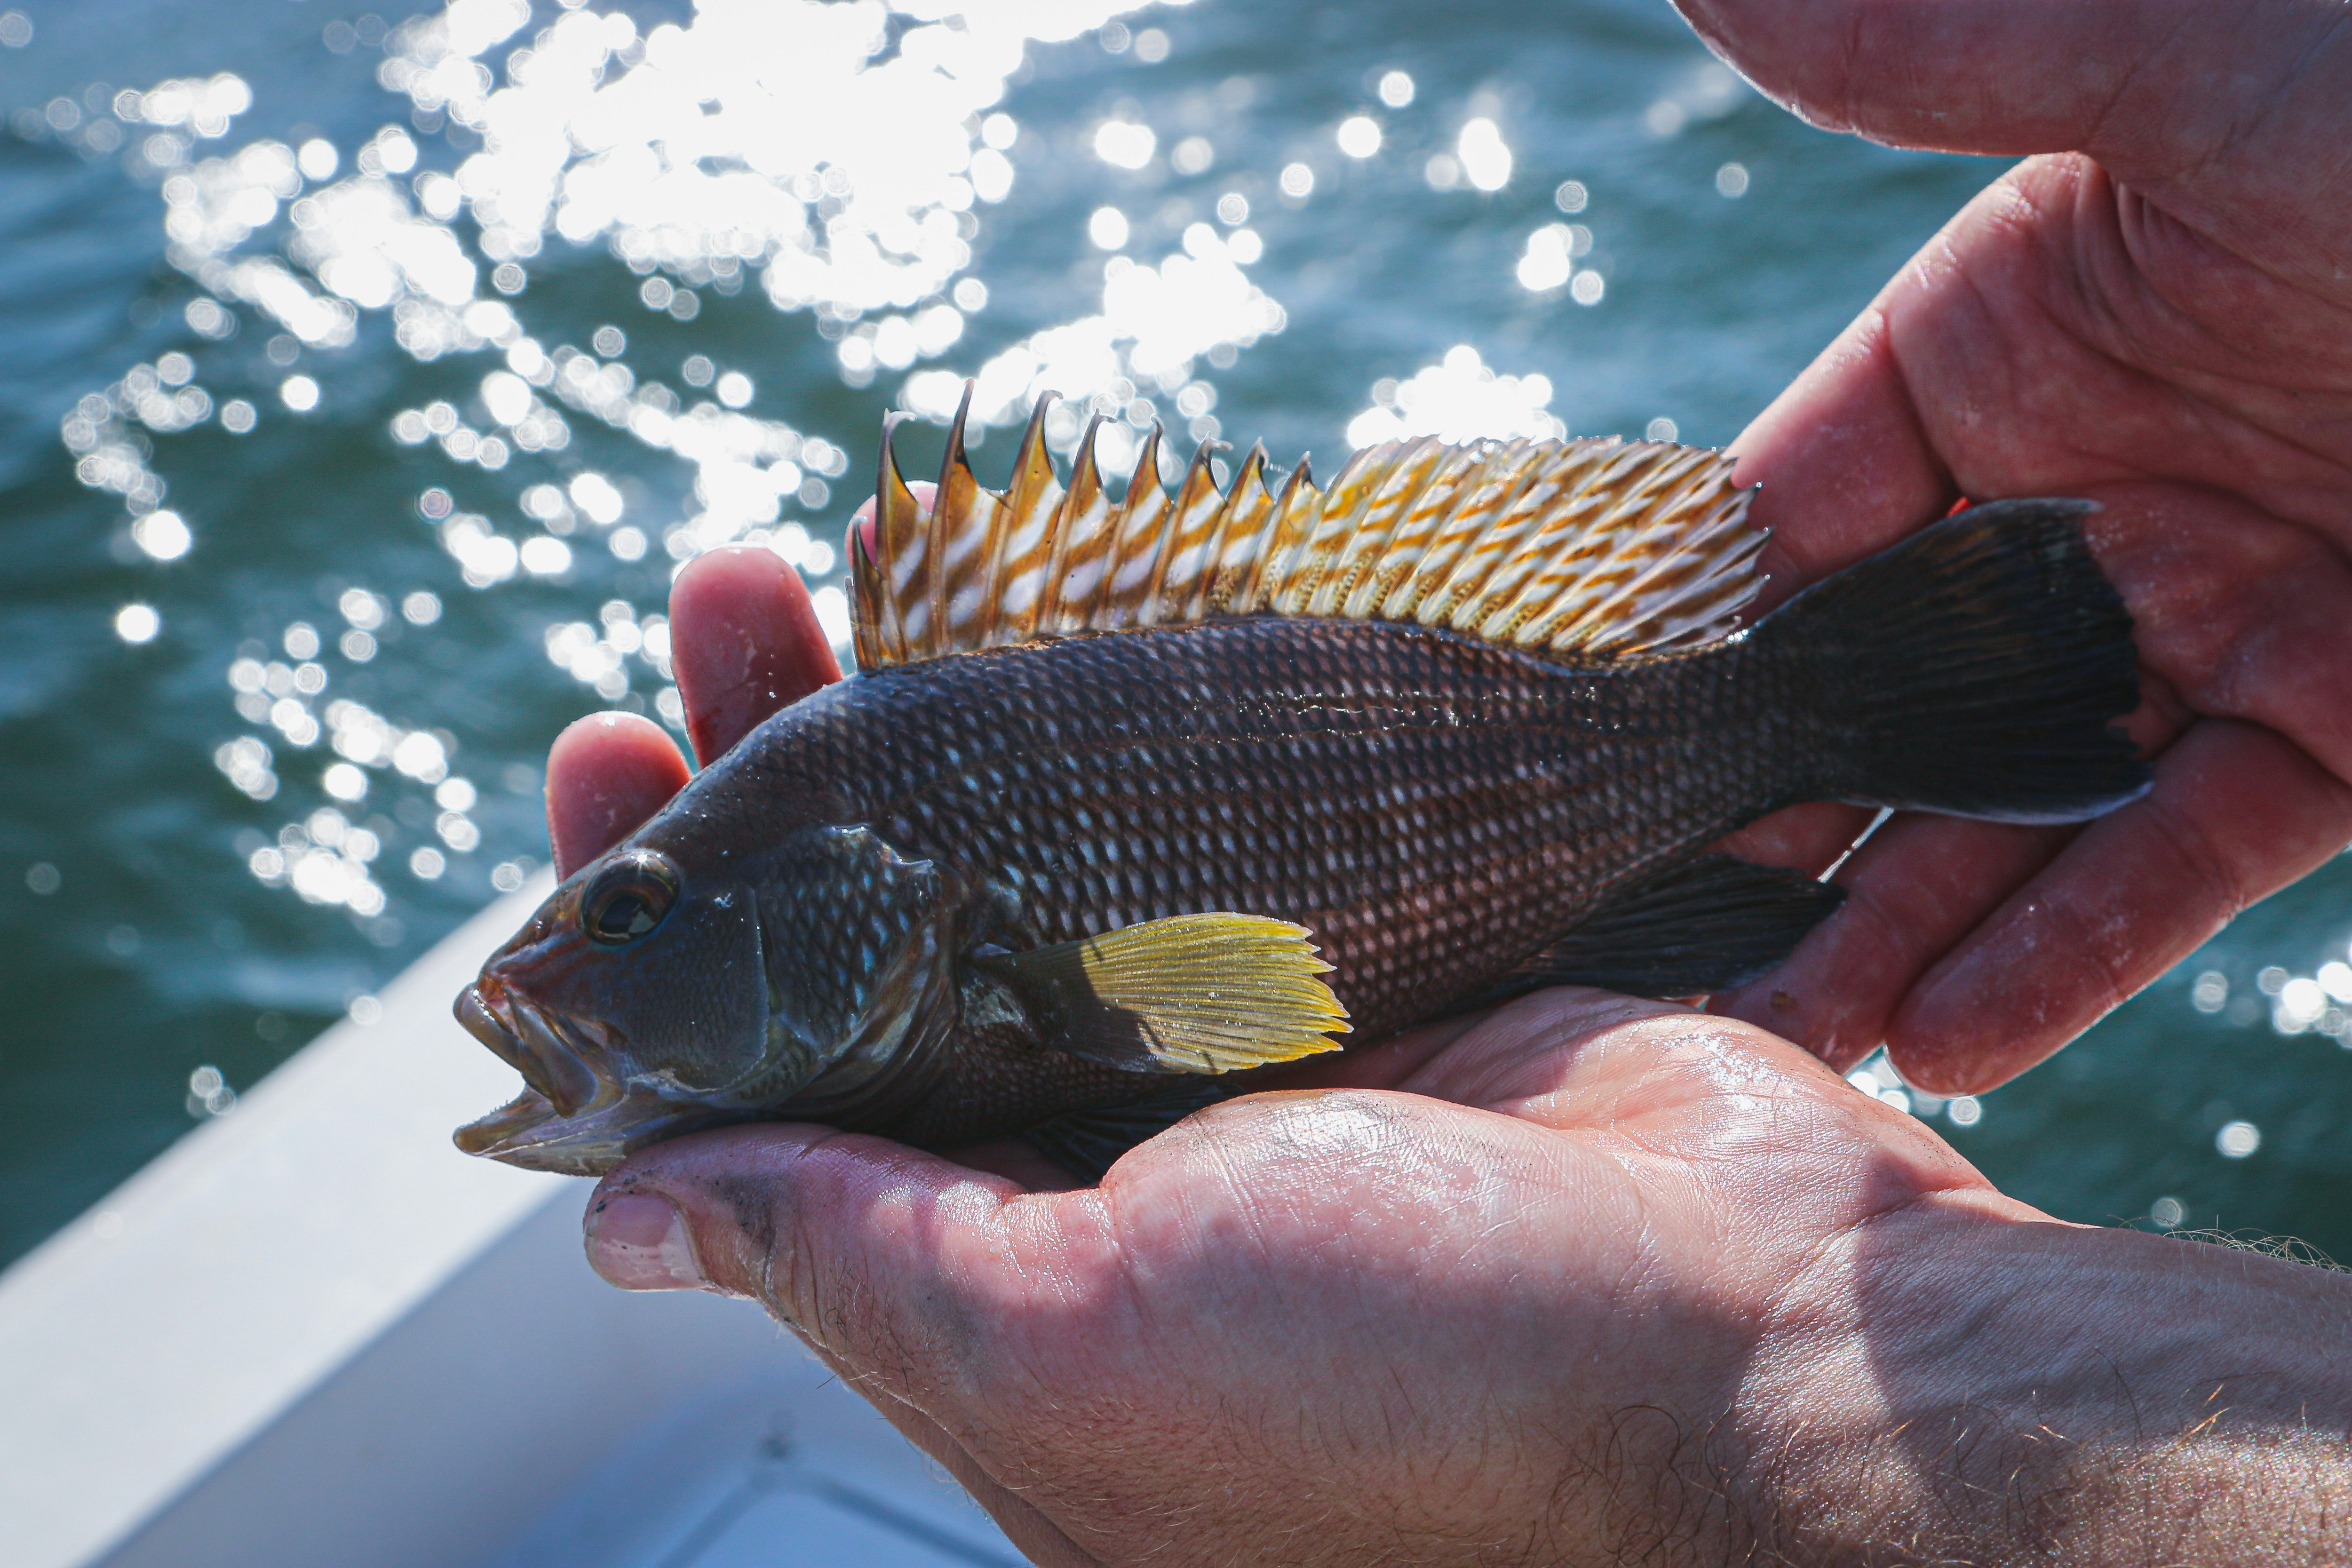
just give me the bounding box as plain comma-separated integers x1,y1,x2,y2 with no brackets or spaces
58,0,1180,935
1343,346,1563,449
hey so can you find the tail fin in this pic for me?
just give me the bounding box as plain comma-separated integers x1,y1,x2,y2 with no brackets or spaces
1758,499,2150,823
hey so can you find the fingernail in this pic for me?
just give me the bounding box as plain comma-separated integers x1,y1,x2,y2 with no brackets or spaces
585,1193,704,1290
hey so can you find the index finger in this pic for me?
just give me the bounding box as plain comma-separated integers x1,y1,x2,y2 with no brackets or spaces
545,712,690,878
1730,294,1956,607
668,545,843,766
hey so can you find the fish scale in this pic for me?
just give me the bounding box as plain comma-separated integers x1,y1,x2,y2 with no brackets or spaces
758,616,1790,1052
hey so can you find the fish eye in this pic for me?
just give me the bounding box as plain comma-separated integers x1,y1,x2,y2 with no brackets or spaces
580,850,680,947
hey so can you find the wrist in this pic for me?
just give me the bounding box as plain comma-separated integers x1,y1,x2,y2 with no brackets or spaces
1727,1195,2352,1564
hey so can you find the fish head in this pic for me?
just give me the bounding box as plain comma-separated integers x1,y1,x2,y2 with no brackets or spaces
453,817,956,1175
453,838,779,1175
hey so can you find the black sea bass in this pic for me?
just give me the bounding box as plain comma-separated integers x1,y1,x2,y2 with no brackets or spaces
454,395,2148,1178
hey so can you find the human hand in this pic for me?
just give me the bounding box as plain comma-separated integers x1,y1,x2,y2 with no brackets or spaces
1682,0,2352,1093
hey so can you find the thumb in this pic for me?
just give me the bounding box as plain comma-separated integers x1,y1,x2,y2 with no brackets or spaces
583,1124,1038,1393
1678,0,2348,269
1680,0,2300,153
589,1127,1114,1568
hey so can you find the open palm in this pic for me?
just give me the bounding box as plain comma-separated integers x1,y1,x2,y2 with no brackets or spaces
1694,0,2352,1090
585,908,2352,1566
594,987,2064,1567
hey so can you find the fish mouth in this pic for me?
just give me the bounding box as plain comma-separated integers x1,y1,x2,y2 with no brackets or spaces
455,980,606,1117
453,980,740,1176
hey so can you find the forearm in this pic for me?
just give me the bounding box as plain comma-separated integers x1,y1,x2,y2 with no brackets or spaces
1729,1202,2352,1565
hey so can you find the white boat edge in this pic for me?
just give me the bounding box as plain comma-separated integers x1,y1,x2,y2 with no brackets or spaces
0,871,1023,1568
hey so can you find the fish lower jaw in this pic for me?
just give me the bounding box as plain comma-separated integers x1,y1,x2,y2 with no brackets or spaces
453,1080,742,1177
454,1086,563,1161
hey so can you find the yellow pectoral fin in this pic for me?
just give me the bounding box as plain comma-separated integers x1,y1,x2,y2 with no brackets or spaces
1000,912,1351,1074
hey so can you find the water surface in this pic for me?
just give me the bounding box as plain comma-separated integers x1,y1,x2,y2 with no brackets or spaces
2,0,2345,1270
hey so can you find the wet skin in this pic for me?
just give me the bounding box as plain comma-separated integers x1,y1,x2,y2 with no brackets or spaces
543,0,2352,1553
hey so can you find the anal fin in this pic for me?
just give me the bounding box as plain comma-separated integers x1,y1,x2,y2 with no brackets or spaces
1021,1080,1240,1183
991,912,1351,1074
1476,853,1844,1003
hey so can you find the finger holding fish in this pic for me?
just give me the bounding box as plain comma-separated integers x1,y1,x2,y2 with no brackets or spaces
1691,96,2352,1087
545,546,842,876
585,1122,1104,1565
545,487,935,873
1722,472,2352,1090
669,543,843,767
1708,639,2178,1077
546,712,690,880
1713,812,2083,1075
1887,718,2352,1093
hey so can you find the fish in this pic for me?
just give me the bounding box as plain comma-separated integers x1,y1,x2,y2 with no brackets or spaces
453,390,2150,1178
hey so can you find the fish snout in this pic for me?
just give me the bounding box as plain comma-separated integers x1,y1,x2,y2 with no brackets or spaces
453,979,605,1117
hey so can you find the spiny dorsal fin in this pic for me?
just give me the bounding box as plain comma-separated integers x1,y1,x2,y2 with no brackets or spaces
846,386,1764,669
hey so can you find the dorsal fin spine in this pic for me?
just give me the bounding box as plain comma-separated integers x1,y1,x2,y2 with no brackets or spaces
1134,428,1197,622
1049,415,1117,632
1253,456,1322,612
1152,440,1229,623
990,394,1063,642
1279,450,1370,614
1203,444,1275,615
848,519,884,671
1103,427,1172,627
873,413,922,664
1183,447,1247,620
925,384,981,660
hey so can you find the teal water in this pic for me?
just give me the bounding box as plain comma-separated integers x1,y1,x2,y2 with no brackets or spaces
1,0,2345,1271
